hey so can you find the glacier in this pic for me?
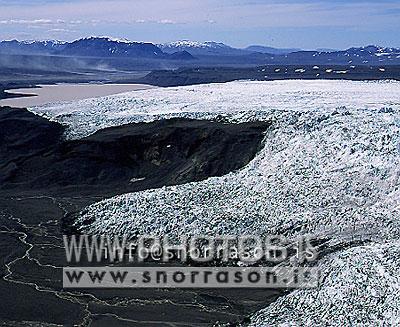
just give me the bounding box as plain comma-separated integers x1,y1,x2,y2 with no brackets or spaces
28,80,400,140
28,80,400,325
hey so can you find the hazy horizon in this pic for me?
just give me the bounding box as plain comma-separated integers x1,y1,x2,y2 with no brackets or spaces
1,35,399,52
0,0,399,50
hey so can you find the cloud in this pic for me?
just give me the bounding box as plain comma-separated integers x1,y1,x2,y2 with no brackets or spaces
157,19,176,25
0,0,398,29
0,18,109,28
47,28,74,33
0,18,53,25
0,0,399,47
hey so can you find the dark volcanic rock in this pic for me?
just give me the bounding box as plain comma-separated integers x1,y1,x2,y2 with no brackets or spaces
0,107,64,182
0,107,269,195
140,65,400,87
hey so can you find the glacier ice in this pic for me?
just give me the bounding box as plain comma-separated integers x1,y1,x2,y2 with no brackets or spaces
28,80,400,140
248,241,400,326
30,80,400,325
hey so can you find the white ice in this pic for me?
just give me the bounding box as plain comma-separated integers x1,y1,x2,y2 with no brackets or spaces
29,80,400,325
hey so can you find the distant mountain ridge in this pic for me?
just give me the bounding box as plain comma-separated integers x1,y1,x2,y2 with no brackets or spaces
60,37,164,58
159,40,250,56
0,37,399,66
0,37,195,60
285,45,400,65
245,45,301,55
0,39,66,55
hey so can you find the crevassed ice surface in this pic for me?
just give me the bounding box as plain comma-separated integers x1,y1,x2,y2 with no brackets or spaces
29,80,400,139
249,241,400,326
31,80,400,325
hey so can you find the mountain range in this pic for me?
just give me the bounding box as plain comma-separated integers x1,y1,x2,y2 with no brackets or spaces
244,45,301,55
0,37,398,63
0,37,399,78
0,38,296,57
158,40,250,56
0,37,195,60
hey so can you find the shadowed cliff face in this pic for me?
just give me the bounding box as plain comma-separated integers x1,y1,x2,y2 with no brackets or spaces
0,106,269,196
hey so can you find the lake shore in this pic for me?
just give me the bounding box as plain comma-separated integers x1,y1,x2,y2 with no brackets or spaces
0,83,155,107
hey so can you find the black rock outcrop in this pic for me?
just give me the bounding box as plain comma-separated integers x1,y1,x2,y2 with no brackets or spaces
0,107,269,196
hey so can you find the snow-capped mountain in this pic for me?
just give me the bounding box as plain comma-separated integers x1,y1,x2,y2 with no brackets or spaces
159,40,250,56
0,39,66,55
0,37,398,65
59,36,164,58
0,37,196,60
286,45,400,65
160,40,302,56
157,41,400,63
345,45,400,59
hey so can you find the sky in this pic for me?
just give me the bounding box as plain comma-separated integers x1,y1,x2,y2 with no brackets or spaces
0,0,399,49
